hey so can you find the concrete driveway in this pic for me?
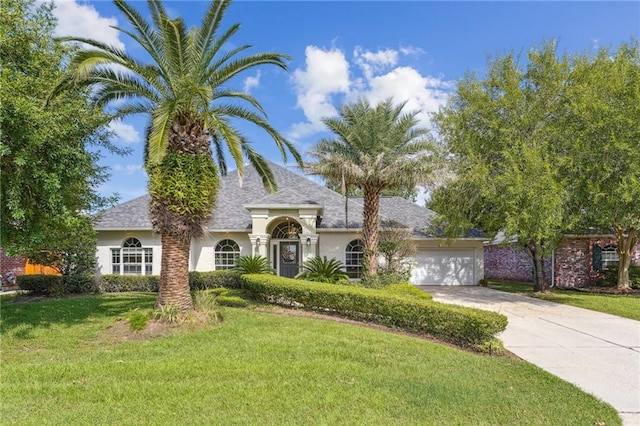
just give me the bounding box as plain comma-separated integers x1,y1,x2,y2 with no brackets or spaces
422,286,640,426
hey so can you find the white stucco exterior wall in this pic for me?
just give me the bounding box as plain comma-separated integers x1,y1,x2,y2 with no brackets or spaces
191,232,252,271
316,231,363,264
96,229,484,285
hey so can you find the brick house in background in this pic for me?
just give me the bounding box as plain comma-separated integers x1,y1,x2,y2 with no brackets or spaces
484,235,640,287
1,247,25,290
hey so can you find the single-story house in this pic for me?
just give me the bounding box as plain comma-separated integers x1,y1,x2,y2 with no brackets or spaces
95,162,486,286
484,236,640,287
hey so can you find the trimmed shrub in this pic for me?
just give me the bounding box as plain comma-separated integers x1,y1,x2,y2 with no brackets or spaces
99,275,160,292
382,283,433,301
189,271,241,290
63,274,94,294
240,274,507,348
361,270,410,288
18,275,62,295
601,265,640,289
17,274,93,296
97,271,240,293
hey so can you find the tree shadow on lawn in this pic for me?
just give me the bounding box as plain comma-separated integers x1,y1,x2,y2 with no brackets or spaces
0,293,155,336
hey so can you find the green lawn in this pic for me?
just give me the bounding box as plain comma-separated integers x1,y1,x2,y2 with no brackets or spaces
489,280,640,321
1,293,620,425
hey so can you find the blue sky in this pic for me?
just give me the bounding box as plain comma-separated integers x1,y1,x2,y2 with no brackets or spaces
47,1,639,204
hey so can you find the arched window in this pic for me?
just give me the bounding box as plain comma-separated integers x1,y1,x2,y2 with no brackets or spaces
271,221,302,239
215,239,240,270
345,239,364,279
111,237,153,275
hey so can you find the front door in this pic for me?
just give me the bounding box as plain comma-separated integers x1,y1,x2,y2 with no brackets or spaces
279,241,300,278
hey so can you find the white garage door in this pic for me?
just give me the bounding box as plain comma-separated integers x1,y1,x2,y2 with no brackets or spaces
410,249,476,286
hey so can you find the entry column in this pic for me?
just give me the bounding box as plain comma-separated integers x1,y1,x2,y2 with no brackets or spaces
248,234,269,258
300,234,319,263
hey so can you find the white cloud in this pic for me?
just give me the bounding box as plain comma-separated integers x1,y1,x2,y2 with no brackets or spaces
108,120,141,144
47,0,124,50
354,46,398,80
243,71,261,93
112,164,144,175
289,45,452,140
399,45,426,57
360,67,451,124
289,46,350,139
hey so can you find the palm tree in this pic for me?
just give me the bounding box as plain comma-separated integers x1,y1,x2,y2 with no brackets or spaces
50,0,300,310
306,98,435,277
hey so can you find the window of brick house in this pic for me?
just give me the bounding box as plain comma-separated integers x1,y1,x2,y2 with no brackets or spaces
601,245,619,270
593,244,619,271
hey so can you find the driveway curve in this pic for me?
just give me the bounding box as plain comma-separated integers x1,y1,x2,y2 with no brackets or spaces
422,286,640,426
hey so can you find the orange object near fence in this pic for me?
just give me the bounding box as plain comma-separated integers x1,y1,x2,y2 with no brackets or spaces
24,261,61,275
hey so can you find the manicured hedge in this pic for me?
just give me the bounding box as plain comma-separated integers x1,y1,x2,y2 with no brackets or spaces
188,271,241,290
17,271,241,295
240,274,507,348
17,274,94,296
18,275,63,295
99,271,241,292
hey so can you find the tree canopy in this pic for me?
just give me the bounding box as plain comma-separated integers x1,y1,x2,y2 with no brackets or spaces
564,41,640,289
431,39,640,291
0,0,119,255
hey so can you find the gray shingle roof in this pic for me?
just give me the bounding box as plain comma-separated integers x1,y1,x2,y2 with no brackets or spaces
94,161,483,238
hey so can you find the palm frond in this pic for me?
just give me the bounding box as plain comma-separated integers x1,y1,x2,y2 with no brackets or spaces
206,114,244,176
207,53,289,87
211,104,297,164
200,24,242,75
212,88,266,116
147,107,172,164
113,0,170,80
196,0,231,58
160,16,189,83
242,146,276,193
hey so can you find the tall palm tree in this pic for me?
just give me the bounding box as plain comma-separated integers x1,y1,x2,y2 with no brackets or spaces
307,98,435,276
50,0,300,310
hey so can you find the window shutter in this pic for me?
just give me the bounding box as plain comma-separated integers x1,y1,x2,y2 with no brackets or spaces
592,244,603,271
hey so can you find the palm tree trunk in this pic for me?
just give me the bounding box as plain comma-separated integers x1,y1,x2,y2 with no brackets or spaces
156,233,192,310
362,184,381,277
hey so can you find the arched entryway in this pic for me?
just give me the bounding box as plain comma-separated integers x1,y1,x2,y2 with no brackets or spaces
269,219,302,278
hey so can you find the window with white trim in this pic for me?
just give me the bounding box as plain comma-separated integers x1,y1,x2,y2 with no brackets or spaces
215,239,240,270
601,245,619,270
345,239,364,279
111,237,153,275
